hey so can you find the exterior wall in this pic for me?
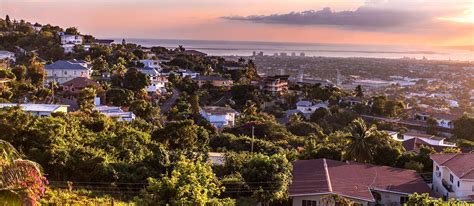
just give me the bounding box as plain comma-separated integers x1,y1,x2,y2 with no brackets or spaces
432,161,474,201
45,69,91,84
199,111,235,129
292,195,368,206
139,60,162,70
372,190,408,206
61,35,83,45
436,119,453,128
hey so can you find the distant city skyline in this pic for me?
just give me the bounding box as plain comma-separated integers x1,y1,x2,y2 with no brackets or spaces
1,0,473,47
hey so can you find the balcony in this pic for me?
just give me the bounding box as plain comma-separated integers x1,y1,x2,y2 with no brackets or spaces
441,179,454,193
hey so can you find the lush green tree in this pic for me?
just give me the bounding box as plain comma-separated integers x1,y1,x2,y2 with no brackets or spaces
137,156,223,205
26,59,46,86
405,193,467,205
453,114,474,141
300,139,343,161
287,121,323,137
344,118,379,163
152,120,209,153
77,87,96,112
64,27,80,35
129,100,160,122
91,56,109,77
11,65,26,81
105,88,134,106
240,153,292,205
123,68,150,92
354,85,364,98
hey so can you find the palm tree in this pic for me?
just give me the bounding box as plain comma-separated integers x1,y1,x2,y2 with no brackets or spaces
0,140,47,205
345,118,378,163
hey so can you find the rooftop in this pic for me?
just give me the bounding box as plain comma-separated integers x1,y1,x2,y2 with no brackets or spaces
193,76,230,81
431,153,474,179
45,60,90,71
0,103,69,112
138,67,160,76
290,159,434,201
61,77,100,88
201,106,236,115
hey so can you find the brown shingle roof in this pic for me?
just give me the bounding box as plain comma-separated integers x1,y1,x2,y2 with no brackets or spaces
402,138,450,153
290,159,434,201
431,153,474,179
61,77,100,88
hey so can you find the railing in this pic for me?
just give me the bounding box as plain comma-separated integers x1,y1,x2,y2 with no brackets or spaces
441,179,454,193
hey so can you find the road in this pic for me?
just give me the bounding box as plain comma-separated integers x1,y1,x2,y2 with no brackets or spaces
160,88,180,115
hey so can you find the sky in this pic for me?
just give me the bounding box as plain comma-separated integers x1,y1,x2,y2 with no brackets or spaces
0,0,473,46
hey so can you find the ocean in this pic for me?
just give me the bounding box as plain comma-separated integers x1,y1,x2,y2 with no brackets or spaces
115,38,473,61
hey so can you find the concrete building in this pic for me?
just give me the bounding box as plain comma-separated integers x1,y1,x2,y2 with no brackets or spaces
431,153,474,202
263,75,289,94
44,60,92,84
290,159,434,206
0,103,69,116
200,106,237,129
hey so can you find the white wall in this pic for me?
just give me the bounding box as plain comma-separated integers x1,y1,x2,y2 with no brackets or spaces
292,195,368,206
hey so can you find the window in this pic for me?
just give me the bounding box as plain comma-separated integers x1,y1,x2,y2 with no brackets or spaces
302,200,317,206
457,181,460,187
450,174,454,183
436,166,439,171
400,196,409,204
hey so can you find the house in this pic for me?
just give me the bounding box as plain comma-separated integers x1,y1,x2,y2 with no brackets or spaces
393,132,456,147
94,105,136,122
296,100,329,115
138,67,167,94
290,159,434,206
200,106,237,129
94,39,114,46
176,69,199,78
0,103,69,116
61,77,101,96
44,60,92,84
431,153,474,202
139,59,162,71
414,111,458,129
263,75,289,94
342,96,365,106
193,76,233,88
0,50,16,62
208,152,225,166
60,34,83,53
60,34,83,45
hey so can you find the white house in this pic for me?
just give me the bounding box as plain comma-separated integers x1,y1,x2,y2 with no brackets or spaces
296,100,329,115
0,50,16,62
392,131,456,147
139,59,162,71
60,34,83,45
44,60,92,84
431,153,474,202
200,106,237,129
138,67,168,94
177,69,199,78
290,159,434,206
0,103,69,116
60,34,83,53
94,105,136,122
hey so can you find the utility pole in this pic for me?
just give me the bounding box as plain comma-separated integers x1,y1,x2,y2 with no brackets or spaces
251,126,255,153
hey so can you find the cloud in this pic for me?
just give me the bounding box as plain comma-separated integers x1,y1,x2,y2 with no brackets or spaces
222,7,430,29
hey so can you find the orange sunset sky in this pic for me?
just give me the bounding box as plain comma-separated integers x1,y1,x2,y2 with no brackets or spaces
1,0,473,46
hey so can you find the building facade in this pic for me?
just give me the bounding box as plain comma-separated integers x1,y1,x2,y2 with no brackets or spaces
431,153,474,202
200,106,237,129
44,60,92,84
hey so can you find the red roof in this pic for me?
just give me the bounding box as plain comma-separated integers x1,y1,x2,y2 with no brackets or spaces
289,159,434,201
431,153,474,179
